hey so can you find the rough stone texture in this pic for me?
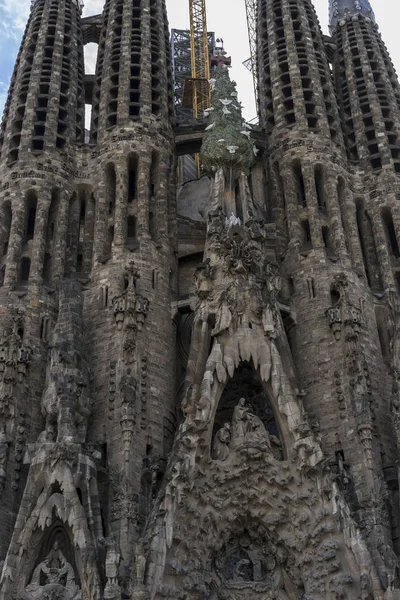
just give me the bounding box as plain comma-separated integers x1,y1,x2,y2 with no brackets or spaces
0,0,400,598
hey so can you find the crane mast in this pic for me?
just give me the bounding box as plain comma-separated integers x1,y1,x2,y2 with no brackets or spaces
188,0,211,118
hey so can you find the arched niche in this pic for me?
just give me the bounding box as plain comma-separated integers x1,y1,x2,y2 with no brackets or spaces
31,521,78,583
211,361,284,461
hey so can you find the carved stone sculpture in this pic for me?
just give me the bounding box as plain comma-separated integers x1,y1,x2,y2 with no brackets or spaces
24,541,81,600
230,398,279,457
104,537,121,600
378,539,399,591
213,422,231,461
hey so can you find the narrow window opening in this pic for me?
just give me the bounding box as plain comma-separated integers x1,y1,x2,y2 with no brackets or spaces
331,288,340,306
126,216,137,249
315,167,326,209
322,226,330,248
106,164,116,215
40,316,51,341
128,155,138,203
382,208,400,258
308,278,316,299
100,285,109,308
294,164,306,207
301,220,312,251
76,253,83,273
127,216,136,239
25,191,38,242
42,252,52,282
20,257,31,282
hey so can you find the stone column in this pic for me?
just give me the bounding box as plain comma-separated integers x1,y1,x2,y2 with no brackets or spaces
52,190,70,284
302,164,322,249
83,192,95,273
93,179,108,262
156,162,168,242
281,165,302,244
137,154,151,239
371,209,395,290
113,162,128,248
0,201,12,261
325,172,347,259
66,193,80,276
29,192,51,283
4,200,25,288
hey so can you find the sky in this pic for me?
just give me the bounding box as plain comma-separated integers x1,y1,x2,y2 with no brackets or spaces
0,0,398,122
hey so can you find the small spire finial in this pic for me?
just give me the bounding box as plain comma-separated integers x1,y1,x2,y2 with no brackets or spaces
329,0,375,29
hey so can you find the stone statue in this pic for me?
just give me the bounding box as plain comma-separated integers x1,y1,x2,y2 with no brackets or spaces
244,412,273,450
194,258,214,298
231,398,249,448
37,422,57,444
213,422,231,461
134,542,147,588
229,398,280,459
378,539,398,591
24,540,81,599
105,539,120,586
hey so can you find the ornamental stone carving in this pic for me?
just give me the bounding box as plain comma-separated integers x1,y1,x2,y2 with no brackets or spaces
23,541,81,600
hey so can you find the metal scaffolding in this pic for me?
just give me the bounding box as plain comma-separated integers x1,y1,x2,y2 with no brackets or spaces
171,29,215,122
244,0,258,108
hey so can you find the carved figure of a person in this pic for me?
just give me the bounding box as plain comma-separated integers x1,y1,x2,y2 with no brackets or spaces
105,539,120,586
26,541,77,593
213,423,231,461
194,258,214,298
244,412,272,450
181,384,196,425
378,539,398,591
134,542,147,587
231,398,249,448
37,422,56,444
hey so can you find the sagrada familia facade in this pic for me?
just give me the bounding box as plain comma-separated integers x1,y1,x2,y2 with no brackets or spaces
1,0,400,597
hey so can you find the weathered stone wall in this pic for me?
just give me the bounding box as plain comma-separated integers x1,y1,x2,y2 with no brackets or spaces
1,0,400,598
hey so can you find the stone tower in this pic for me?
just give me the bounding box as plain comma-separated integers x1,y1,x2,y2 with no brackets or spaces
1,0,400,598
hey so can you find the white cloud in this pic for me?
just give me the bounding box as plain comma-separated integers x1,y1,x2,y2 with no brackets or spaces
0,0,30,39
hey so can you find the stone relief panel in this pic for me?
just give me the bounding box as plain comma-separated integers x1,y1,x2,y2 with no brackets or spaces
214,533,294,597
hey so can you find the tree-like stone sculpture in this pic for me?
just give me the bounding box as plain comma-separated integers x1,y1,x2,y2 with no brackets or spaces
201,67,254,178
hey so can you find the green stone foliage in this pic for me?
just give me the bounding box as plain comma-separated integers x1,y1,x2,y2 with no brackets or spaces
201,66,255,178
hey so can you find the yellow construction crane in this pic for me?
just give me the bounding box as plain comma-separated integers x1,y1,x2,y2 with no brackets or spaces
188,0,211,118
181,0,211,176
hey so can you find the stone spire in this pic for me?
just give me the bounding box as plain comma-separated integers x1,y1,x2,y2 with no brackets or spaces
329,0,375,29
